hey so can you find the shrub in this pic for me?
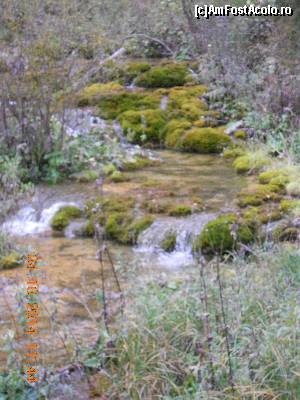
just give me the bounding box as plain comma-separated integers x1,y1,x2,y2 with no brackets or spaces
179,127,232,154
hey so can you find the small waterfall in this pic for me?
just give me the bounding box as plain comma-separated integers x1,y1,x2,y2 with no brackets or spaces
2,201,80,236
136,213,216,268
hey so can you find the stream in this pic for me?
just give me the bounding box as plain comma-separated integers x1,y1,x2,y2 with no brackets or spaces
0,124,249,369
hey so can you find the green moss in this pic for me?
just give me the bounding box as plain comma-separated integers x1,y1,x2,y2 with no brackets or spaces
238,184,281,208
286,180,300,196
109,171,129,183
193,214,254,256
118,109,167,145
0,252,21,270
161,232,177,252
69,170,98,183
233,151,271,175
234,130,247,140
223,147,245,159
273,226,299,242
51,206,82,231
128,216,154,243
135,64,189,88
77,82,124,107
166,86,209,121
259,209,282,224
123,62,151,82
164,119,192,148
97,92,161,119
168,205,192,217
105,212,133,244
122,157,156,171
105,213,154,245
141,200,172,214
179,127,232,154
280,199,300,214
103,164,117,176
258,170,290,189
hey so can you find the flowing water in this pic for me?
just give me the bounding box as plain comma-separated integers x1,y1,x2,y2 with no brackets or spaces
0,149,248,369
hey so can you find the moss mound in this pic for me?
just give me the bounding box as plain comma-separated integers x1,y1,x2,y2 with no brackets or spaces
161,232,177,252
105,213,154,245
234,130,247,140
193,214,254,256
168,205,192,217
97,92,161,119
233,151,271,174
280,199,300,214
118,109,167,145
238,184,282,208
123,62,151,83
164,119,192,149
51,206,82,231
135,64,189,88
179,127,232,154
70,170,98,183
77,82,124,107
0,252,22,270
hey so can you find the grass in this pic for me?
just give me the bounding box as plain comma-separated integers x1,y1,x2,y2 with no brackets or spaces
100,243,300,399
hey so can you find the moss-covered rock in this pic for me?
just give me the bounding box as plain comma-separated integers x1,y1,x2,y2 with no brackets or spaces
51,206,82,231
127,216,154,243
77,82,124,107
97,92,161,119
238,184,281,208
193,214,254,256
280,199,300,214
69,170,98,183
108,171,129,183
233,151,271,174
0,252,22,270
135,64,189,88
223,147,245,159
118,109,167,145
105,212,133,244
274,225,299,242
179,127,232,154
122,157,157,171
234,130,247,140
286,180,300,196
164,119,192,149
168,205,192,217
161,232,177,252
258,170,289,189
105,212,153,245
123,62,151,83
